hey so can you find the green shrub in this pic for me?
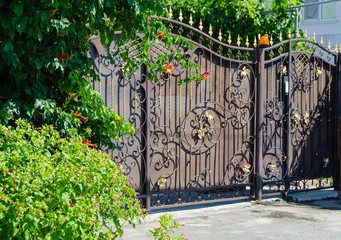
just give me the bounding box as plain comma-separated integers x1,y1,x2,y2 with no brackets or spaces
149,215,185,240
0,120,145,239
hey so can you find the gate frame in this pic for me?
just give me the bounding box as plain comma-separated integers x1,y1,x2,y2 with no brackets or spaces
90,24,341,209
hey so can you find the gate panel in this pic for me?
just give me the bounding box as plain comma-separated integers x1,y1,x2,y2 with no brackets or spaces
288,50,337,190
262,40,337,195
147,29,256,207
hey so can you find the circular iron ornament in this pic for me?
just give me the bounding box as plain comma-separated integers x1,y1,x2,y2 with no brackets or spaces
180,102,226,152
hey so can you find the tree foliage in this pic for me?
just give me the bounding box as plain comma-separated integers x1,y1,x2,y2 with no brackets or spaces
0,0,199,150
169,0,304,43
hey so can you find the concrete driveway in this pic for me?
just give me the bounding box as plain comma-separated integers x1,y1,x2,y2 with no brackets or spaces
120,196,341,240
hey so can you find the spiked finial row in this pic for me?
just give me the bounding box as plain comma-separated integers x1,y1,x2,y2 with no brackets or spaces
168,9,341,52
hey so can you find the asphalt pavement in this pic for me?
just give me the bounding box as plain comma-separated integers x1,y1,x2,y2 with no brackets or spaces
120,191,341,240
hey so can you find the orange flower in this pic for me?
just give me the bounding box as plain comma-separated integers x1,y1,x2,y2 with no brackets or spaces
71,110,82,117
89,143,98,149
83,140,97,149
163,62,173,75
68,93,76,97
80,116,89,123
201,72,210,80
83,139,91,146
156,31,166,39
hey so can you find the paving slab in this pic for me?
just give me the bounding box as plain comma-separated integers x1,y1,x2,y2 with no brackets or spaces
120,197,341,240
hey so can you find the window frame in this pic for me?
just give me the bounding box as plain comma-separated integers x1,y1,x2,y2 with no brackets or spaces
303,0,337,22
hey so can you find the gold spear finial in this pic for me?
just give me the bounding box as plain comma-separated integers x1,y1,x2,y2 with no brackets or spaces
335,43,338,53
218,29,222,41
328,40,331,50
237,34,241,46
246,35,249,47
179,9,183,22
189,13,193,26
199,18,203,31
270,35,273,46
320,36,324,45
279,31,283,42
209,24,213,36
313,31,316,41
254,36,257,47
305,29,307,39
288,28,292,39
228,32,232,45
296,28,300,38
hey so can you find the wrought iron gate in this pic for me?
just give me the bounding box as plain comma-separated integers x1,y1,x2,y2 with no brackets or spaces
89,17,340,209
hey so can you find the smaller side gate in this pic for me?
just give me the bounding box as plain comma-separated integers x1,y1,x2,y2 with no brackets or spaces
89,16,341,209
256,40,340,199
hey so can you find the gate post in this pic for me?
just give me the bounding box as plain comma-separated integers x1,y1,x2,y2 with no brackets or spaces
144,66,151,210
255,47,266,200
336,52,341,195
284,41,293,200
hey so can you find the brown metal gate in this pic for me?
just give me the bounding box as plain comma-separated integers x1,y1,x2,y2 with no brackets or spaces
89,17,340,209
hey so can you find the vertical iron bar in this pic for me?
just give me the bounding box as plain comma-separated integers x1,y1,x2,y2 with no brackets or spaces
255,48,265,200
284,41,293,199
336,52,341,194
144,65,151,210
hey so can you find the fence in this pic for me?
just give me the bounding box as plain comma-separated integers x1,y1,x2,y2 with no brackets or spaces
89,15,341,209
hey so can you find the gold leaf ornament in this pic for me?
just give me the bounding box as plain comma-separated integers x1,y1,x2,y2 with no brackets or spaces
323,158,329,168
303,112,309,124
242,163,251,173
268,162,277,172
157,177,167,188
281,65,287,75
240,66,250,78
197,128,205,139
293,113,301,124
204,111,214,123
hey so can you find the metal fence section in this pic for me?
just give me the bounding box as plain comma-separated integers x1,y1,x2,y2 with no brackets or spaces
90,18,340,209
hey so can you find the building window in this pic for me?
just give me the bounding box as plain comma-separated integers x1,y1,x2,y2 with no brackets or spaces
304,0,336,20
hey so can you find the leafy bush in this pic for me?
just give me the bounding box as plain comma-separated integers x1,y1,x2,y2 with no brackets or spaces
149,215,185,240
0,120,145,239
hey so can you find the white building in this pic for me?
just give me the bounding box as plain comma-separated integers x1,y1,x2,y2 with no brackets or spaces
299,0,341,51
